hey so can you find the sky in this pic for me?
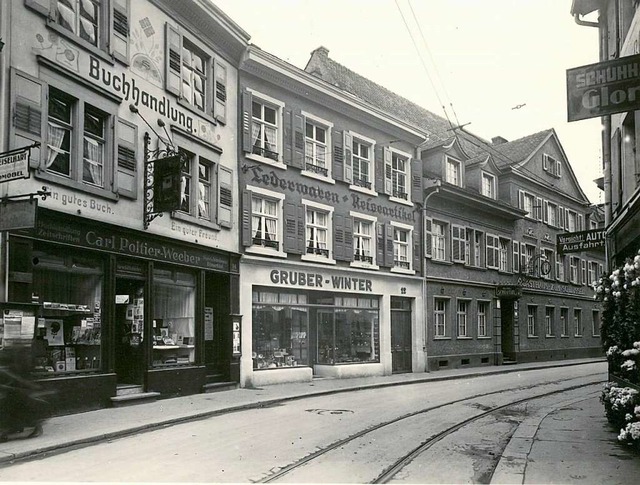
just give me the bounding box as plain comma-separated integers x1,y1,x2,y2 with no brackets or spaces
212,0,603,204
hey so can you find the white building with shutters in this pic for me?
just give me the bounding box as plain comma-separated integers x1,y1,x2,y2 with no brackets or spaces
0,0,249,414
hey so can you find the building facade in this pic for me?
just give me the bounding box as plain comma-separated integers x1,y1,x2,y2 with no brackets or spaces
238,46,427,387
0,0,248,413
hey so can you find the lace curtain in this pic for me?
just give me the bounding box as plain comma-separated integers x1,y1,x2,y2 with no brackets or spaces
47,123,66,169
83,137,103,186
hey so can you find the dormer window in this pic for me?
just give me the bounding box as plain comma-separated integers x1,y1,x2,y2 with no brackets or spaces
445,156,462,186
481,172,496,199
543,154,561,178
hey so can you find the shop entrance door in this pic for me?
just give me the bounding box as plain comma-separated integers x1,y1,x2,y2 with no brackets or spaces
203,274,232,382
114,278,145,386
391,297,412,373
500,300,516,363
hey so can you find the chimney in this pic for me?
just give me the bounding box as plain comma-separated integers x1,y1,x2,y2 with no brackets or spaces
312,46,330,58
492,136,509,145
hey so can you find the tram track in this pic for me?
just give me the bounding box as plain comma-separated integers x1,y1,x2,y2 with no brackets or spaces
256,373,604,483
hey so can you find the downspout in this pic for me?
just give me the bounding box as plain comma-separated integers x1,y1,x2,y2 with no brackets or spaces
573,13,599,28
421,178,440,372
0,0,10,302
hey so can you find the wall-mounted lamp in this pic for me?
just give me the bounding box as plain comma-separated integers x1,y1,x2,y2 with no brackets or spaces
462,289,467,296
440,287,445,294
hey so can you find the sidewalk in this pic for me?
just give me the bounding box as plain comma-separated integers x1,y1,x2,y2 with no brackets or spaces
0,358,621,478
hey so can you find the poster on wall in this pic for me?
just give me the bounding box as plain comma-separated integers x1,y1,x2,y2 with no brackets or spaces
45,319,65,346
204,307,214,341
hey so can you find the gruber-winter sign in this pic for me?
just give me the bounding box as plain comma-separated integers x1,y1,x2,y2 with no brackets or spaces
567,53,640,121
557,229,605,254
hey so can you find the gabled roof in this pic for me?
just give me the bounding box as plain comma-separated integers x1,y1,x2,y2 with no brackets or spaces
491,129,555,169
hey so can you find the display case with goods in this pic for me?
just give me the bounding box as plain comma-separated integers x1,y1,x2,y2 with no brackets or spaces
151,319,195,366
31,301,102,374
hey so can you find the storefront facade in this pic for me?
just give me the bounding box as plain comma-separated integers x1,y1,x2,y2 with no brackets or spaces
240,259,423,387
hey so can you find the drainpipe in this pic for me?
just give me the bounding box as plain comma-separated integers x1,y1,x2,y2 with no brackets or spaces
0,0,10,302
573,13,599,28
421,178,440,372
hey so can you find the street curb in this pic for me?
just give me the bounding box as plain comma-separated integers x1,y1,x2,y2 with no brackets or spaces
0,359,605,466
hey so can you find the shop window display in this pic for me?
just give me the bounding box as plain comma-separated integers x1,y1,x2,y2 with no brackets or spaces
30,249,103,374
152,268,196,366
252,290,380,369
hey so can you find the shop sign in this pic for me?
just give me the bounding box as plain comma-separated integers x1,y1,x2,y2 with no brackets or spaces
0,147,30,183
495,285,521,299
517,278,586,295
567,53,640,121
269,269,373,292
31,214,236,273
0,199,37,231
557,229,605,254
152,155,182,213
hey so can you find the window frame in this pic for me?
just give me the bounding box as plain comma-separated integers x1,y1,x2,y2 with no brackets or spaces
456,299,470,338
432,220,447,262
477,300,489,338
301,199,335,264
574,308,583,337
350,132,376,193
388,147,412,203
445,155,462,187
350,211,378,269
560,307,569,337
246,185,286,257
486,234,500,270
527,305,538,337
244,88,285,168
301,111,333,182
545,306,555,337
434,297,448,338
481,171,496,199
391,221,414,274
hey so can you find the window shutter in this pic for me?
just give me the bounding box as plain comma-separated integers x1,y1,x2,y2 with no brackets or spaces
385,223,394,267
292,109,305,169
413,229,421,273
283,108,292,165
520,243,526,271
384,147,393,195
581,259,587,285
333,214,353,262
543,154,549,171
518,190,524,210
241,89,253,153
217,165,233,228
24,0,50,16
513,240,519,272
111,0,130,64
452,226,462,262
565,208,570,230
241,190,252,247
343,131,353,183
557,206,563,228
578,214,584,231
214,60,227,124
374,146,384,193
486,235,494,268
424,217,433,258
10,69,45,167
556,160,562,177
411,158,422,203
535,196,542,221
115,118,137,199
543,200,549,224
284,202,303,254
165,23,182,96
332,129,344,182
376,223,385,266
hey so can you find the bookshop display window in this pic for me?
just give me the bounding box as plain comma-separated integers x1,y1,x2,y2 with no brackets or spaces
252,291,309,369
31,248,104,374
152,267,196,366
316,296,379,365
251,290,380,369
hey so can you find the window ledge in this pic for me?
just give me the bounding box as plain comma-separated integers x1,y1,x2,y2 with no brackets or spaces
388,196,413,207
391,267,415,275
350,261,379,270
171,211,221,232
301,170,335,184
498,270,513,275
545,335,556,338
477,336,492,340
456,336,472,340
349,184,377,196
245,153,286,170
527,335,539,339
463,265,486,272
246,246,287,258
433,337,451,340
176,98,218,127
430,259,453,266
301,255,336,265
34,171,119,201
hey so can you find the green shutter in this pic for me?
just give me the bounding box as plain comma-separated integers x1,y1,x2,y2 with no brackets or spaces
214,60,227,124
111,0,130,64
217,165,233,228
165,23,182,96
115,118,138,199
10,68,45,168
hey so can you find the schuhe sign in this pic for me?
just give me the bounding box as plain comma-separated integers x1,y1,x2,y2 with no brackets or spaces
557,229,605,254
567,53,640,121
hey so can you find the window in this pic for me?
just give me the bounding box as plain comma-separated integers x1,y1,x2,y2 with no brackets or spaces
305,207,330,258
393,228,410,270
527,306,537,337
474,231,483,267
434,298,447,337
55,0,101,46
513,240,520,273
353,218,374,264
252,99,279,161
486,234,499,269
581,260,587,286
446,156,462,186
541,248,554,280
546,201,558,227
304,121,328,176
592,310,601,336
181,40,206,112
391,151,408,200
522,244,536,275
352,138,372,189
566,210,578,232
570,257,580,284
543,154,561,177
46,86,110,190
452,225,466,263
520,190,536,218
481,172,495,198
499,238,509,272
463,228,483,267
457,300,468,337
574,309,582,336
545,307,554,336
560,308,569,336
251,196,280,250
433,221,446,261
477,301,488,337
588,261,598,286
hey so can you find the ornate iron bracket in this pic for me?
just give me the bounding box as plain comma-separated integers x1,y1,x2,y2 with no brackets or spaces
1,185,51,204
519,251,552,282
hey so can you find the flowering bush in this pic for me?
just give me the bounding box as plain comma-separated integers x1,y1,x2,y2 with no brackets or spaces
595,250,640,447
